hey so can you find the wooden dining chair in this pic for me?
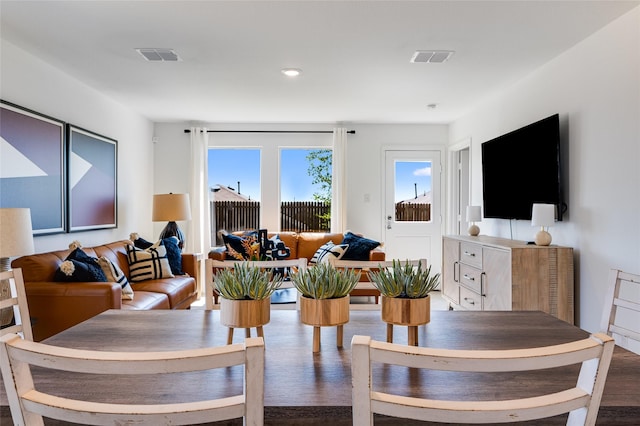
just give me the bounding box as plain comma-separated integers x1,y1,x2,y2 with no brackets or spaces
0,268,33,341
0,333,265,425
205,258,308,309
600,268,640,354
351,333,615,426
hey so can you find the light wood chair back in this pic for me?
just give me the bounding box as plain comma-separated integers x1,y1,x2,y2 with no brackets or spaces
205,258,308,310
600,268,640,354
351,333,615,426
0,333,265,425
0,268,33,341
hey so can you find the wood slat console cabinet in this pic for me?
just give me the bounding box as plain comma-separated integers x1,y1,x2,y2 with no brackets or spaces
442,235,574,324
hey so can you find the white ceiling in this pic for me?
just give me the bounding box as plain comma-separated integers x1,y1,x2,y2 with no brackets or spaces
1,1,638,124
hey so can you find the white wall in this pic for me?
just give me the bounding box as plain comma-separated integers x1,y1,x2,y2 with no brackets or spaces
152,122,448,244
449,7,640,331
1,40,155,253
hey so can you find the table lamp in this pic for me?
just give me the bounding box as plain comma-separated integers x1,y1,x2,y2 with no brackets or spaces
531,203,555,246
466,206,481,236
152,193,191,250
0,208,35,326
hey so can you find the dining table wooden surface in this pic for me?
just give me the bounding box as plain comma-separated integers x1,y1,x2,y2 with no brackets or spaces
2,309,639,425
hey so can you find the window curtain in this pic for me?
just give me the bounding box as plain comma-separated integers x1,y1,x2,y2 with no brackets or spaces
188,127,211,295
331,127,347,233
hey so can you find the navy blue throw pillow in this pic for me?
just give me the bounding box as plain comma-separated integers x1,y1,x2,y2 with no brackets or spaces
54,248,108,282
133,236,183,275
340,232,381,261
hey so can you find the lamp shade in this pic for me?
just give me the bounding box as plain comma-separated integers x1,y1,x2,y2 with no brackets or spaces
531,204,555,227
152,193,192,222
466,206,482,222
0,208,35,258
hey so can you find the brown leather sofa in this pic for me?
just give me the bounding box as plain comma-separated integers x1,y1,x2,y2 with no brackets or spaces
209,231,385,263
208,231,386,303
12,240,198,341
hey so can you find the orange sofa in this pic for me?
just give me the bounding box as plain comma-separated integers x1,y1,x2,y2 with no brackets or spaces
12,240,198,341
208,231,386,303
209,231,385,263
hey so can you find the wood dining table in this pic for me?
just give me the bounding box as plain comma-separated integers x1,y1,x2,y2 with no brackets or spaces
2,309,639,425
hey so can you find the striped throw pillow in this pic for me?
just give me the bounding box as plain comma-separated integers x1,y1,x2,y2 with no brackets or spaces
126,244,174,282
97,256,134,300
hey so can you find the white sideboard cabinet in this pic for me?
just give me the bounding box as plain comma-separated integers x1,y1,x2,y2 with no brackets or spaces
442,235,574,324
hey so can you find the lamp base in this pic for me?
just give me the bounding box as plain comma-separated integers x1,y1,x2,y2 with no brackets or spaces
535,230,552,246
468,224,480,236
159,221,185,250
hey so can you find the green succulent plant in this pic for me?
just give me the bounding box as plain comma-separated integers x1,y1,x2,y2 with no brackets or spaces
367,260,440,299
291,262,360,299
213,262,283,300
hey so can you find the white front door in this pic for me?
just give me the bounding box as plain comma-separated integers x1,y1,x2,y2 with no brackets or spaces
383,150,442,274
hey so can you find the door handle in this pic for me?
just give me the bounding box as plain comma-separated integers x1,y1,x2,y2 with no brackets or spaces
386,215,392,229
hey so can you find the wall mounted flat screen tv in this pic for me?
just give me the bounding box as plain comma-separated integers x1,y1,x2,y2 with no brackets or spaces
481,114,564,221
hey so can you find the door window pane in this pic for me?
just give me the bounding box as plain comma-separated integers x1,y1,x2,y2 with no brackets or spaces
394,161,432,222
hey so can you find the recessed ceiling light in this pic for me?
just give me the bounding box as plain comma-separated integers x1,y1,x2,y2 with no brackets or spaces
281,68,302,77
427,103,438,109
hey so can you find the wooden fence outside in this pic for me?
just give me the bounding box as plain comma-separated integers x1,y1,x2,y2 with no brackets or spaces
211,200,430,244
281,201,330,232
395,203,431,222
211,200,330,244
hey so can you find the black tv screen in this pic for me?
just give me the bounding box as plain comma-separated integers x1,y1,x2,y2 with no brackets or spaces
481,114,564,221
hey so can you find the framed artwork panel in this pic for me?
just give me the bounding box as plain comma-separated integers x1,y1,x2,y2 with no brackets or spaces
0,100,66,234
67,125,117,231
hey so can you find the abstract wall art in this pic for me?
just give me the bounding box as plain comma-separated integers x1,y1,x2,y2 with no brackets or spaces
0,101,66,234
67,125,117,231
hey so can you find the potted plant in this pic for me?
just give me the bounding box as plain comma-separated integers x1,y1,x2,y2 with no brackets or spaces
367,259,440,346
291,262,360,352
213,262,283,344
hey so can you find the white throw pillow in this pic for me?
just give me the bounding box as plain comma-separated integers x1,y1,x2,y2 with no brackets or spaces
97,256,134,300
309,241,349,265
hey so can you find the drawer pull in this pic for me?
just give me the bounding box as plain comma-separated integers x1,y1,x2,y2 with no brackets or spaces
463,297,475,305
463,274,475,281
463,251,476,257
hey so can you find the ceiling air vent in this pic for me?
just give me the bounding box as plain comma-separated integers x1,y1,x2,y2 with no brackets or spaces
410,50,454,64
136,48,182,62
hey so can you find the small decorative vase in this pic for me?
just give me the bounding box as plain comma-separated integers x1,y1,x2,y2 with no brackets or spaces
300,295,350,352
381,295,431,346
220,297,271,344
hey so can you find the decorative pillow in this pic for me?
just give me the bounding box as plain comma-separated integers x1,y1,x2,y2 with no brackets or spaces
309,241,349,265
223,232,260,260
341,232,381,261
54,259,108,282
97,256,134,300
54,247,108,282
132,235,183,275
266,234,291,260
126,243,174,282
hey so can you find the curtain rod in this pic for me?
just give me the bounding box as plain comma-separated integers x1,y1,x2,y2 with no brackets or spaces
184,129,355,134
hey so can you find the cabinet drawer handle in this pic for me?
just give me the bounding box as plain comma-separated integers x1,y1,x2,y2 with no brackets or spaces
463,251,476,257
463,274,475,281
463,297,475,305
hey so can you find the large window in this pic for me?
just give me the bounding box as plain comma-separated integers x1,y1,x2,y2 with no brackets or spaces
280,149,332,231
207,143,332,242
208,149,261,243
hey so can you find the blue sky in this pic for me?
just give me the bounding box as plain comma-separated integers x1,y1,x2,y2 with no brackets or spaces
208,149,431,202
395,161,432,202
